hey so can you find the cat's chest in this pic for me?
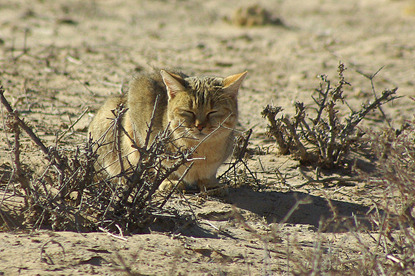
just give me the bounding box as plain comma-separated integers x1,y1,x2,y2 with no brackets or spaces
189,138,228,164
193,144,218,160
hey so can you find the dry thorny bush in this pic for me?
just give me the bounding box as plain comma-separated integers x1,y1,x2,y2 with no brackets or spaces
0,84,251,234
262,62,398,170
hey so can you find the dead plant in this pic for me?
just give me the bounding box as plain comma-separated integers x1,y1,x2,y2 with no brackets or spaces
262,62,398,169
0,83,192,234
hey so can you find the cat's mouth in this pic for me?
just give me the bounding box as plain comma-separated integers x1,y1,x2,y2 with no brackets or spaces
188,129,212,140
179,125,223,141
191,125,228,140
190,131,207,139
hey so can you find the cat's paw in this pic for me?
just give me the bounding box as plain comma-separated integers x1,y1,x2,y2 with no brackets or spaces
158,179,186,193
197,178,228,196
197,178,221,191
204,185,229,197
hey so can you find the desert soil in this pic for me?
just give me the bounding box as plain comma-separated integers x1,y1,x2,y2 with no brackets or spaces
0,0,414,275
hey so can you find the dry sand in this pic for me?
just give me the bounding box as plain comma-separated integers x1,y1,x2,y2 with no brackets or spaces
0,0,414,274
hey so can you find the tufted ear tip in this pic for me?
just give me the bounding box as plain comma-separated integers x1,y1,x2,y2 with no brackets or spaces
222,71,247,97
160,70,186,100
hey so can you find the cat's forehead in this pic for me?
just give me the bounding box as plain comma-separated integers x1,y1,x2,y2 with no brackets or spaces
185,76,224,92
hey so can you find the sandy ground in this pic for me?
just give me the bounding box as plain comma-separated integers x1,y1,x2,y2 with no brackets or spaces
0,0,415,275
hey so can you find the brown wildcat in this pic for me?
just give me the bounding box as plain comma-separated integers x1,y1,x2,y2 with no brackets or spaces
88,69,247,191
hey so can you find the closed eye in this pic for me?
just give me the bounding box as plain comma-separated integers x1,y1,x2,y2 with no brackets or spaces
207,110,219,117
178,110,195,118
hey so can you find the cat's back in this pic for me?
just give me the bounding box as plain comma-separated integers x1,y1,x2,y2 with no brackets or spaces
128,69,188,103
127,71,171,135
128,71,166,106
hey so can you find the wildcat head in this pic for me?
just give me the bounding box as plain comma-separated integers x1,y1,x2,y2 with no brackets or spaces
160,70,247,141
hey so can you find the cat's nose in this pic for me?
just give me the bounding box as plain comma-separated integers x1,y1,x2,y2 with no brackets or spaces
195,123,205,131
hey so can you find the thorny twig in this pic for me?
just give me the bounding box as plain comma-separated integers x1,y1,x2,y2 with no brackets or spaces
0,85,50,156
356,66,392,128
56,107,89,143
341,88,398,138
218,129,260,187
1,84,73,198
219,128,252,178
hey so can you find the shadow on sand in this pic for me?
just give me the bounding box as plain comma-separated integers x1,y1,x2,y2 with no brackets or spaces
148,186,377,237
228,186,374,233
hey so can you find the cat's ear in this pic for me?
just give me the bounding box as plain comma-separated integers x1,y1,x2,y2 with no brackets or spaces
160,70,186,100
222,71,247,98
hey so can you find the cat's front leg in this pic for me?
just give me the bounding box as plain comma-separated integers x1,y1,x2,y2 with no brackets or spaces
197,177,229,196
